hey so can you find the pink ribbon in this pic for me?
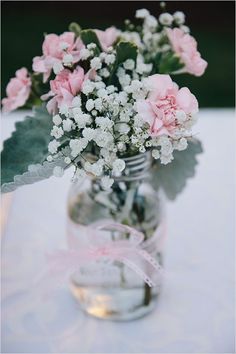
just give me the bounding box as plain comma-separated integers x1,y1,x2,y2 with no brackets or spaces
47,220,164,288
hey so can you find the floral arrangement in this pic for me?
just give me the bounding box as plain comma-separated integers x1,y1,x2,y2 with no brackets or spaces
1,5,206,196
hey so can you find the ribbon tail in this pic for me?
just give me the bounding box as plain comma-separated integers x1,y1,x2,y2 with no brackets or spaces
117,256,155,287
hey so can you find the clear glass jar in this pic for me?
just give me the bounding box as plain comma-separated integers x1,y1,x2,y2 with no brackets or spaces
67,152,165,321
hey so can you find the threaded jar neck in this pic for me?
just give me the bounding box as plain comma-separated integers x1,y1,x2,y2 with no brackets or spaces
115,151,152,182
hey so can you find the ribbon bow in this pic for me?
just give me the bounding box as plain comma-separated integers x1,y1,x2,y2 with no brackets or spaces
47,220,164,287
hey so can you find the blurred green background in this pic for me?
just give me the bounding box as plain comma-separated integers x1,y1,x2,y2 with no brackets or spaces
1,1,235,107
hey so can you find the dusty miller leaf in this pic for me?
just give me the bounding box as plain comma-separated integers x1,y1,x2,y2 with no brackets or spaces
1,105,57,193
1,156,68,193
151,139,203,200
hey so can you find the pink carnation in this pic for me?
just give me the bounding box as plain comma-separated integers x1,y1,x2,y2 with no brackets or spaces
2,68,31,113
94,27,119,51
166,28,208,77
32,32,84,82
136,74,198,137
42,66,85,114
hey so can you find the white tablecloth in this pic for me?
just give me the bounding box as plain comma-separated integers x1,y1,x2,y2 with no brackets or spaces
1,109,235,353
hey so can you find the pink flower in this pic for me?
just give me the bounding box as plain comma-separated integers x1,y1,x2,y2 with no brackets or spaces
166,28,208,76
32,32,84,82
2,68,31,113
94,27,119,51
43,66,85,114
137,74,198,137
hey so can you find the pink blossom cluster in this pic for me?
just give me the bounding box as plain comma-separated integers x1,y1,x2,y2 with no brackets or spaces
137,74,198,137
2,68,32,113
2,28,118,113
166,28,208,77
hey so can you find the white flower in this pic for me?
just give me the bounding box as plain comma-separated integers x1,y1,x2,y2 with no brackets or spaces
53,114,62,126
51,126,64,139
136,55,153,74
91,161,104,176
173,11,185,25
48,140,60,154
94,75,102,82
159,13,173,26
80,48,91,60
176,110,187,124
134,114,145,127
82,127,96,141
112,159,125,175
145,140,152,147
72,96,81,108
119,109,131,123
117,91,128,105
99,68,110,78
152,149,160,159
135,8,150,19
97,88,108,98
82,80,95,95
106,85,117,94
123,59,135,70
47,155,53,162
105,54,116,65
180,25,190,34
115,122,130,134
139,146,146,153
143,31,152,44
160,153,174,165
87,43,96,50
63,53,73,65
117,142,126,152
86,99,95,111
90,57,102,70
96,116,114,130
64,157,71,164
59,104,70,117
119,74,131,87
63,118,73,132
144,15,158,29
74,112,91,128
101,176,114,190
69,138,88,157
94,98,103,111
131,135,138,145
99,148,109,160
159,136,173,155
91,109,98,116
53,166,64,177
176,137,188,151
94,130,113,148
53,61,64,74
99,52,107,60
130,79,143,91
94,81,106,90
117,67,126,78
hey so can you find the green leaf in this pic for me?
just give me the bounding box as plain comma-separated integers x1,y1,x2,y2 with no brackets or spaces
158,51,184,74
1,106,53,191
151,139,203,200
80,29,102,51
69,22,82,37
115,41,138,66
1,157,68,194
108,41,138,84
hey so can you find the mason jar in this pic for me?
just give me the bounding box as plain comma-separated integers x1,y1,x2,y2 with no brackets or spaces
67,152,166,321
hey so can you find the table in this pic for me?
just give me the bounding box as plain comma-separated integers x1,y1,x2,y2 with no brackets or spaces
1,109,235,353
